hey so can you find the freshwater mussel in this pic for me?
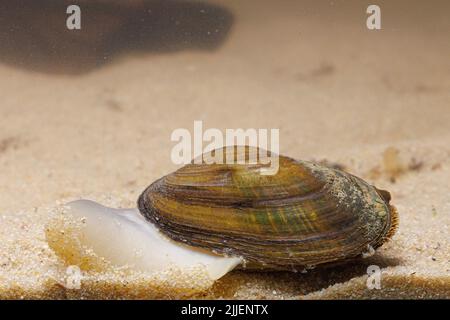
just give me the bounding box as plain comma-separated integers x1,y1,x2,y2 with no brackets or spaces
50,146,398,280
138,146,398,271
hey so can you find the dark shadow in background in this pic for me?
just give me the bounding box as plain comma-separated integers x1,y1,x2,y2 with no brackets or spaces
0,0,234,75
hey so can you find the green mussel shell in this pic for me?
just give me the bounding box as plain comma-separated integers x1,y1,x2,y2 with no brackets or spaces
138,147,397,270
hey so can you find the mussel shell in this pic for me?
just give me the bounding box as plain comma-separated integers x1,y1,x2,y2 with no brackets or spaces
138,147,397,270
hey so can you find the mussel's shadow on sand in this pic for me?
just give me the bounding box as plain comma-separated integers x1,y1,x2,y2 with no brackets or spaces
0,0,234,75
210,254,403,298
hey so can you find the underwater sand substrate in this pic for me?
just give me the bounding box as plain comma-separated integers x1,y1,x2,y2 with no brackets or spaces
1,0,450,299
0,140,449,299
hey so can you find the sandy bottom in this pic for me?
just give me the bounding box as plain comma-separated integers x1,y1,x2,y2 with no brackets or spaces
0,0,449,299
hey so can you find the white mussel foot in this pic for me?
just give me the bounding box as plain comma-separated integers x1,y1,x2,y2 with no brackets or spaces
50,199,242,281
